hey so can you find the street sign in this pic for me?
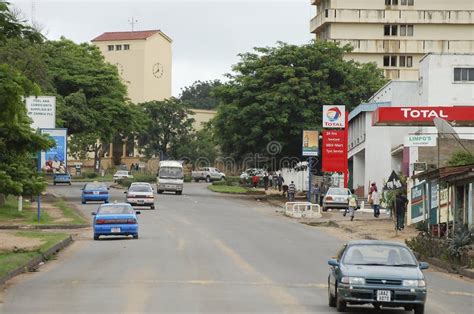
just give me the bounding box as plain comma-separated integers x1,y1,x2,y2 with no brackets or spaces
322,130,346,172
385,171,402,190
26,96,56,129
39,128,68,173
404,135,437,147
413,162,427,172
302,130,319,156
323,105,345,128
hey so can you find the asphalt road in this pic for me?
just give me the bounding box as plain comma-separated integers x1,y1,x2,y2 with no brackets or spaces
0,183,473,313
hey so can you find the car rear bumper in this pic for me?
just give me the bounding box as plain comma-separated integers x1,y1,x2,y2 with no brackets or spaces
83,195,109,202
94,224,138,235
323,202,348,209
158,184,183,191
127,198,154,206
337,284,427,306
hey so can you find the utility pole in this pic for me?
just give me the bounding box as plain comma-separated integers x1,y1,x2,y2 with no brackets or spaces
128,17,138,32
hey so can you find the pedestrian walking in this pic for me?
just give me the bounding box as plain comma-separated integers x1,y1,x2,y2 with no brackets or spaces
252,174,259,188
369,183,381,218
130,163,135,172
277,174,284,192
320,184,327,206
395,193,408,230
343,189,358,221
268,172,273,188
135,163,139,171
263,172,269,191
313,183,321,204
288,181,296,202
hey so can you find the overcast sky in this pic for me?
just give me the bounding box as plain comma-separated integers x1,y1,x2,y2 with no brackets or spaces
11,0,314,96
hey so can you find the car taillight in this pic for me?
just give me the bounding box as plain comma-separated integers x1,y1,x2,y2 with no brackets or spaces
325,196,333,201
96,219,106,224
127,219,137,224
146,195,154,199
99,191,108,195
83,191,93,195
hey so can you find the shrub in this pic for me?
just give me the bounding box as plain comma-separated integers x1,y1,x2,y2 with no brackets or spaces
132,173,156,183
184,175,192,183
212,180,228,186
117,178,133,188
85,172,98,179
225,176,241,186
447,225,472,263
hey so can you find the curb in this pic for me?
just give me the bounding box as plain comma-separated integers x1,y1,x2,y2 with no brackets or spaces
0,224,89,230
0,236,73,286
421,256,474,280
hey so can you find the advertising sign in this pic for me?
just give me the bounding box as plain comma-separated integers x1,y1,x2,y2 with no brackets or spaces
404,135,437,147
40,128,67,173
26,96,56,129
373,106,474,126
323,105,345,128
410,183,425,224
302,130,319,156
322,130,347,172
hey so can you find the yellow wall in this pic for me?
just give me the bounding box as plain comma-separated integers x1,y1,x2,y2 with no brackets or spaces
190,109,217,131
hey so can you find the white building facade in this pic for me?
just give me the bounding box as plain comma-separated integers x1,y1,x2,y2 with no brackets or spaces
349,54,474,196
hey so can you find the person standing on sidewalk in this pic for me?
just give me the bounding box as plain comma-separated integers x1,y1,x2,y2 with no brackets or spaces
370,184,381,218
343,189,358,221
313,183,320,205
395,193,408,230
252,174,259,188
263,172,269,190
288,181,296,202
277,174,284,192
320,184,327,206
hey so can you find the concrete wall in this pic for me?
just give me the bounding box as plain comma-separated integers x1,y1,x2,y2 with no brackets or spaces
417,138,474,167
190,109,217,131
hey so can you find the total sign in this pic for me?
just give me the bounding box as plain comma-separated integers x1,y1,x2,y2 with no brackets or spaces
323,105,345,128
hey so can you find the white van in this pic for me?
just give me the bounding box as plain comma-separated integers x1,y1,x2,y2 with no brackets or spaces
157,160,184,195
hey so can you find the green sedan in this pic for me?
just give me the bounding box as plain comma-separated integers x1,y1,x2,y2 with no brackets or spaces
328,240,428,314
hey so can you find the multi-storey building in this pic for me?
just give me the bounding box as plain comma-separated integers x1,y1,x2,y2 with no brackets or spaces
310,0,474,80
92,30,172,104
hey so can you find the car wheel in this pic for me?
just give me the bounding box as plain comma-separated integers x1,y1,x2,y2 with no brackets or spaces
328,282,336,307
151,205,155,210
82,200,86,204
93,234,99,240
336,287,346,312
157,190,163,194
133,234,139,239
194,179,199,183
414,304,425,314
206,176,211,183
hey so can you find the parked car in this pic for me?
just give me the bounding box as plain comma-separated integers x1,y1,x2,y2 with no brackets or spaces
113,170,133,182
192,167,226,182
125,182,155,209
92,203,140,240
239,168,265,181
328,240,428,314
53,172,71,185
323,187,353,211
81,182,109,204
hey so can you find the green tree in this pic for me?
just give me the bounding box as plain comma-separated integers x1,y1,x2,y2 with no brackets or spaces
170,122,218,164
137,98,195,158
0,1,43,43
0,64,53,205
43,38,143,170
179,80,222,110
447,151,474,167
213,41,386,161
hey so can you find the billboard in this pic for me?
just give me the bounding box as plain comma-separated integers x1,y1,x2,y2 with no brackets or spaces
373,106,474,126
26,96,56,129
410,183,425,224
323,105,345,128
40,128,67,173
302,130,319,156
322,130,347,172
404,135,437,147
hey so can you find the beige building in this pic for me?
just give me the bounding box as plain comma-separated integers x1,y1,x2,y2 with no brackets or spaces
92,30,172,104
310,0,474,80
191,109,217,131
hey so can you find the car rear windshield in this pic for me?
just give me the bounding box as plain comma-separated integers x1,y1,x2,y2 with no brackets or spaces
130,185,152,192
342,244,417,266
85,183,106,190
98,205,134,214
159,167,183,179
328,188,350,195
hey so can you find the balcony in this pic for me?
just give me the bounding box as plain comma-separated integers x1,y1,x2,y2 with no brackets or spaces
331,39,474,54
310,9,474,33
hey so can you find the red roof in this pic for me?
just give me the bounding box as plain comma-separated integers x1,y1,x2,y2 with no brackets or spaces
92,30,170,42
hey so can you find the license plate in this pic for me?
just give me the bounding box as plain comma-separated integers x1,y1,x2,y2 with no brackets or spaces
166,185,176,189
111,227,121,233
93,191,99,195
137,200,144,204
377,290,391,302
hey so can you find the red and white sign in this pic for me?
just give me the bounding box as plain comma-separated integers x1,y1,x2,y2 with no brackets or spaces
322,130,347,173
373,106,474,126
323,105,346,128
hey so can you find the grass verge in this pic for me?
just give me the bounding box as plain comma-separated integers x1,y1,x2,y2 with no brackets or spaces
54,198,87,225
208,185,249,194
0,196,54,225
73,174,114,182
0,231,69,278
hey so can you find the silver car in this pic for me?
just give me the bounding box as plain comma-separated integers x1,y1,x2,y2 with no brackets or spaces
323,187,352,212
125,182,155,209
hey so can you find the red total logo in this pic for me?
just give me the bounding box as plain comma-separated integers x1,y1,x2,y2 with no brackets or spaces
401,108,448,119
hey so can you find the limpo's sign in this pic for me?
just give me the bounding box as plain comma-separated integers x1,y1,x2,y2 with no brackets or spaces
373,106,474,126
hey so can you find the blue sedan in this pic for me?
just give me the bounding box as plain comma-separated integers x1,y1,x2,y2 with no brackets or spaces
92,203,140,240
328,240,428,314
81,182,109,204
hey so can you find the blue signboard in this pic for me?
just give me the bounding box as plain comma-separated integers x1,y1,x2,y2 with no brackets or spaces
40,128,68,173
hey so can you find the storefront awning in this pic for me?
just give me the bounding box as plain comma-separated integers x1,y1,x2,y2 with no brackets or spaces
372,106,474,126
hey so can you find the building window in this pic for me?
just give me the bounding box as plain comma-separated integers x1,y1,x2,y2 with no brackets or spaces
400,25,414,36
385,0,398,5
399,56,413,67
401,0,414,5
383,56,390,67
384,25,398,36
391,56,397,67
115,45,122,51
383,55,398,67
454,67,474,82
108,45,114,51
124,44,130,50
